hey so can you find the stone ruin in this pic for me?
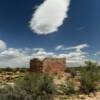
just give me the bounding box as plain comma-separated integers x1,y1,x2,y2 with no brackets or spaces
29,58,66,75
30,58,43,73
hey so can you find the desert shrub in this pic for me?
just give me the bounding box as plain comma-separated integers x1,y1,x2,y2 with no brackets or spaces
11,68,27,73
64,67,70,73
0,68,3,73
0,73,56,100
17,68,27,73
80,61,100,94
80,75,97,94
0,85,20,100
18,73,55,100
60,79,76,95
70,69,77,78
4,67,12,72
65,68,77,78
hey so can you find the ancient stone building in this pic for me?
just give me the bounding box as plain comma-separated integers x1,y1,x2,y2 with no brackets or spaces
42,58,66,74
30,58,43,73
29,58,66,74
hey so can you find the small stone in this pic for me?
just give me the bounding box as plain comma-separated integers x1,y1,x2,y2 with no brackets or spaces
88,93,94,97
78,95,86,99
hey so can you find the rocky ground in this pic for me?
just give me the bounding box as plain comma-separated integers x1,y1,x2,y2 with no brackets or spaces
0,71,25,87
0,71,100,100
53,73,100,100
55,92,100,100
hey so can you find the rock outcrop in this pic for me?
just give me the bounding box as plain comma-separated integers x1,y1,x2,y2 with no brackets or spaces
29,58,66,75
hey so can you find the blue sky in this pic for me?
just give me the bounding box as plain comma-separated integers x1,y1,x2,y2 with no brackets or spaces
0,0,100,67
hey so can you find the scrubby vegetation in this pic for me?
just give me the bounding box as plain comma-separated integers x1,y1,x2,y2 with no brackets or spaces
0,61,100,100
80,61,100,94
0,68,28,73
0,73,56,100
60,79,76,95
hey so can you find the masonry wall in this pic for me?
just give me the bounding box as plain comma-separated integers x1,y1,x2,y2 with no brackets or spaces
29,58,66,74
29,58,43,73
43,58,66,74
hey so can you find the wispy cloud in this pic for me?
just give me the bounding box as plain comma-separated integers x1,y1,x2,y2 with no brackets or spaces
0,40,91,67
55,44,89,66
65,44,89,52
0,48,30,68
33,48,45,52
56,44,89,52
0,40,7,50
30,0,71,35
76,26,86,31
55,45,64,50
94,51,100,56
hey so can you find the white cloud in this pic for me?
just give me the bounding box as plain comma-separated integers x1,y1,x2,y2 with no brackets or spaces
65,44,89,52
30,0,70,35
55,45,64,50
33,48,45,52
56,44,89,52
0,40,7,50
0,44,54,67
32,49,54,60
0,48,30,68
0,40,90,67
94,51,100,56
56,51,88,67
55,44,89,66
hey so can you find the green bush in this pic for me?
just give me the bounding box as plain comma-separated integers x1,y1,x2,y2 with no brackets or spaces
0,85,23,100
80,75,97,94
65,68,77,78
80,61,100,94
0,73,56,100
60,79,76,95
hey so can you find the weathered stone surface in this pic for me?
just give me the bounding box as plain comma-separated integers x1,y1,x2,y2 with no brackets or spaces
29,58,43,73
77,95,86,99
29,58,66,75
43,58,66,74
88,93,94,97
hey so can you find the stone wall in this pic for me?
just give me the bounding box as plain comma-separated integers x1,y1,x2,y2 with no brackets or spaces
43,58,66,74
29,58,66,74
29,58,43,73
